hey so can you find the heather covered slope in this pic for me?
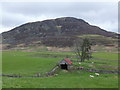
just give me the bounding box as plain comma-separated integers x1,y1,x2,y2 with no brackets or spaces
1,17,118,48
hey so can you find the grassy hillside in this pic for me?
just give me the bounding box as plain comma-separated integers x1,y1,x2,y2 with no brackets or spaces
77,34,118,45
2,50,119,88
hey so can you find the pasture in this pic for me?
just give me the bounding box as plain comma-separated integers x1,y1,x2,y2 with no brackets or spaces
2,50,119,88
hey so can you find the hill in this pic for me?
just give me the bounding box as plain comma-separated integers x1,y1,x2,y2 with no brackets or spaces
1,17,119,48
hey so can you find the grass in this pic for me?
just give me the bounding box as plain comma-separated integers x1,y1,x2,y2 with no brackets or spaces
2,71,118,88
73,52,118,71
92,52,118,60
78,34,105,37
2,50,119,88
77,34,118,45
2,51,62,76
77,34,116,40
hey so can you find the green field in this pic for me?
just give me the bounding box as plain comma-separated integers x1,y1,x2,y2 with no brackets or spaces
2,50,119,88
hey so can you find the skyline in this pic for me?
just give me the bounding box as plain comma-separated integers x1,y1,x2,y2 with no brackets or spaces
0,2,118,33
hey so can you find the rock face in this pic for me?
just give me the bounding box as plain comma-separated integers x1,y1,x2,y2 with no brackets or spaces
1,17,118,48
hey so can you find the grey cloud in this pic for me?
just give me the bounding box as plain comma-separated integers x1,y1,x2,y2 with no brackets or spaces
2,13,26,27
1,2,118,33
2,2,115,16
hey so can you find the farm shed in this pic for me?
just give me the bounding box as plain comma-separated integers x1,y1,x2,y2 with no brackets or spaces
59,58,73,70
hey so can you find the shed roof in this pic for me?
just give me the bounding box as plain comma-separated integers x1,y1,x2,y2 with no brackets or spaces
64,58,72,64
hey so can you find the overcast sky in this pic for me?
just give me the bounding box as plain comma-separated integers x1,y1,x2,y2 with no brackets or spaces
0,1,118,33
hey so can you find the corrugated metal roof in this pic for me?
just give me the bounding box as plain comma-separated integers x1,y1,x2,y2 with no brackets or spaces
64,58,72,64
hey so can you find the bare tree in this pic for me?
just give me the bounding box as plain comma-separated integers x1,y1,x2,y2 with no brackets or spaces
74,38,92,62
74,39,82,61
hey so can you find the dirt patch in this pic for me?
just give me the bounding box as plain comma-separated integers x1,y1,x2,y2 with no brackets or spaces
47,47,71,52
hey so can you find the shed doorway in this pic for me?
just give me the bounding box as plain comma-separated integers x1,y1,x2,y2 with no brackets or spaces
60,63,68,70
